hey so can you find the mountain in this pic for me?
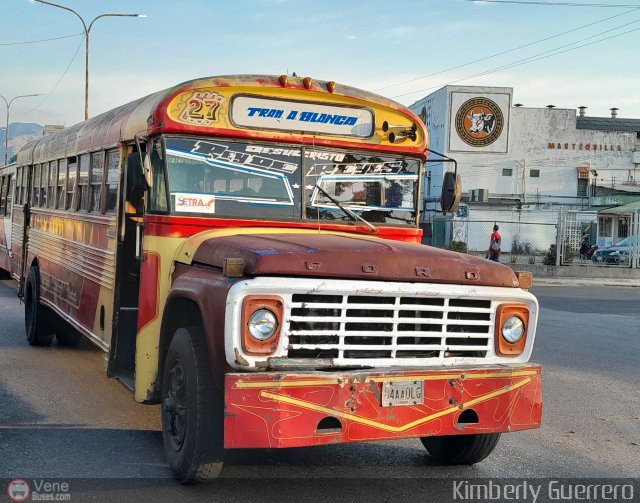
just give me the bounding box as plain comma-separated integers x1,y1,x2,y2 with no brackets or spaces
0,123,44,163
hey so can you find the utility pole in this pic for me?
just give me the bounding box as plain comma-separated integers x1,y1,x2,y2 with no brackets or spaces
32,0,146,120
1,93,42,165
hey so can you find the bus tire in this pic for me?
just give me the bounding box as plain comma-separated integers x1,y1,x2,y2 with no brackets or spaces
421,433,501,465
161,326,224,484
24,266,54,346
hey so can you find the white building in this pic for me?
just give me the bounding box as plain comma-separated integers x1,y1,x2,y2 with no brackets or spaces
410,85,640,252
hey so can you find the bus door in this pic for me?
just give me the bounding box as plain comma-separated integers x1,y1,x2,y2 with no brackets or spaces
109,148,147,387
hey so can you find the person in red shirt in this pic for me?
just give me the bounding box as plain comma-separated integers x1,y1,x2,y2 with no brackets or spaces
488,224,501,262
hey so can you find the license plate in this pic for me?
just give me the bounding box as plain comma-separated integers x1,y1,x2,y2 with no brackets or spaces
381,380,424,407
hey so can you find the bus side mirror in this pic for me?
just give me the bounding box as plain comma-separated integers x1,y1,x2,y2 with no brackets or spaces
127,152,150,192
440,171,461,213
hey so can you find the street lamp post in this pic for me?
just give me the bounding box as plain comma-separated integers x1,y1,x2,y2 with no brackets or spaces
1,94,42,165
32,0,146,121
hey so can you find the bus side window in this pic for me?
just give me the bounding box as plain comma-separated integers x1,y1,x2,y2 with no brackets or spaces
78,154,90,211
48,161,58,209
21,167,28,205
40,162,49,208
66,159,77,210
7,176,14,213
32,164,41,207
105,150,120,213
57,160,67,209
14,168,21,206
90,152,104,213
0,176,6,215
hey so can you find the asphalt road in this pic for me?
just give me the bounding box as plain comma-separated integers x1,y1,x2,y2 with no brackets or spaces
0,279,638,502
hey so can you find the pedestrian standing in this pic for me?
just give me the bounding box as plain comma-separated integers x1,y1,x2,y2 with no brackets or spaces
488,224,501,262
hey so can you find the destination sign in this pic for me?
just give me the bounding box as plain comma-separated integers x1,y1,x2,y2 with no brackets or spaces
231,96,374,138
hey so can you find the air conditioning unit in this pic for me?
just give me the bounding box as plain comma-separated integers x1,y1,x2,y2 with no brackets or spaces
476,188,489,202
467,189,489,203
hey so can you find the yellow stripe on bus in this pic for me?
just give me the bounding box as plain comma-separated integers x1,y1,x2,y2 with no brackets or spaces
258,377,532,433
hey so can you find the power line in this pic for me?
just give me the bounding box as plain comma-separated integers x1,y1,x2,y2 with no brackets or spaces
391,22,640,99
0,33,82,46
11,34,85,116
375,7,639,92
467,1,640,7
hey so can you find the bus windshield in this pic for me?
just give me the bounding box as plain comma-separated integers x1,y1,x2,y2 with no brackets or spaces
153,137,420,225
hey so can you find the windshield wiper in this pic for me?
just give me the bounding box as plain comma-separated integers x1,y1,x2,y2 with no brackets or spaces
314,184,377,233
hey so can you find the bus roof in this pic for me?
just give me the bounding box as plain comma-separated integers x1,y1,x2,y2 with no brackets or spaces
17,75,427,165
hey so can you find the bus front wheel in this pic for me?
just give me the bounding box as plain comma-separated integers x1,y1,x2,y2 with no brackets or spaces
421,433,501,465
24,266,54,346
161,326,224,483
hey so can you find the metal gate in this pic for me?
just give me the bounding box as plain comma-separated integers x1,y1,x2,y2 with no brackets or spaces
558,209,639,268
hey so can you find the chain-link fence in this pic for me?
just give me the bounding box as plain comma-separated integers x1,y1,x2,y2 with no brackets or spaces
444,217,556,265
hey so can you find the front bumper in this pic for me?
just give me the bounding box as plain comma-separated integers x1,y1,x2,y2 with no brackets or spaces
224,363,542,449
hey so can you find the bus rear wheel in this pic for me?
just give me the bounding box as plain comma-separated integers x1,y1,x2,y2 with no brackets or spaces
421,433,501,465
24,266,54,346
161,326,224,483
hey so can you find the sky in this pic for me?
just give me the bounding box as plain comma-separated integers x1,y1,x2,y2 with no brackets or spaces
1,0,639,127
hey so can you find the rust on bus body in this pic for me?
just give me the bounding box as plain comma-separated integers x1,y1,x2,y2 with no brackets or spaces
190,233,520,288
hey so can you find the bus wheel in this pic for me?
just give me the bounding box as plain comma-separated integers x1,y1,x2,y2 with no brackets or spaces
24,266,54,346
161,326,224,483
421,433,501,464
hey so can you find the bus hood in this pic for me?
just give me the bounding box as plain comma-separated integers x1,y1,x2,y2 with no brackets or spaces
186,232,520,288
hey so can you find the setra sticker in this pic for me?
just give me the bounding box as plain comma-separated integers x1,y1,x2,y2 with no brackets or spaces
174,193,216,214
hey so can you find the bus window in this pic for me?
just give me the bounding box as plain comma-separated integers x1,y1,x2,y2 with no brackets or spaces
15,168,22,206
33,164,41,207
66,160,77,210
57,160,67,209
149,138,168,212
105,150,120,212
0,176,6,215
7,177,14,212
78,154,90,211
90,152,104,213
21,167,28,205
40,163,49,208
48,161,58,209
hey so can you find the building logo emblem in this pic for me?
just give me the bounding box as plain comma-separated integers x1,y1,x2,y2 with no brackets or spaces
455,97,504,147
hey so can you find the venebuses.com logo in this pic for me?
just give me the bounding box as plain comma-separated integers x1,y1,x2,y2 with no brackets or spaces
6,479,30,502
6,479,71,502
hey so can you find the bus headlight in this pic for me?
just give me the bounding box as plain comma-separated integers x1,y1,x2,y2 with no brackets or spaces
241,296,283,355
248,309,278,341
495,304,529,356
501,316,524,343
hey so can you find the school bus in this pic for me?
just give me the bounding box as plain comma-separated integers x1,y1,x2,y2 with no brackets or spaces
2,75,541,483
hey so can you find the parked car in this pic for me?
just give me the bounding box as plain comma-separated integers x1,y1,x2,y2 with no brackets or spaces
591,237,636,264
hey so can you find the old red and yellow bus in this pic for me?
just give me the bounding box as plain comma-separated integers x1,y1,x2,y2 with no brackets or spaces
3,75,541,482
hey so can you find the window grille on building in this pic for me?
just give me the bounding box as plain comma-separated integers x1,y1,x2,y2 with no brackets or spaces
577,178,588,197
502,168,512,177
529,169,540,178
